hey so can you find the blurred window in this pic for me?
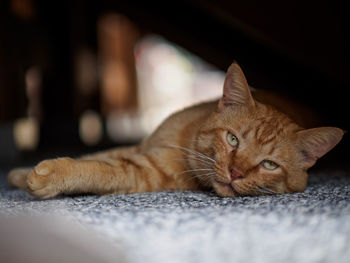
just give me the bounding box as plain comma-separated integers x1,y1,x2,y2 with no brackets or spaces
135,35,225,136
97,14,225,143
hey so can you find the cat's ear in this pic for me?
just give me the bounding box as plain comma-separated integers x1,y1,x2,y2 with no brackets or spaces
218,62,255,111
297,127,344,169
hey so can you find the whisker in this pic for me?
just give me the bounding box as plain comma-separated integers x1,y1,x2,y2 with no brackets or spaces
185,155,214,166
255,183,276,196
192,172,216,178
185,168,214,173
258,189,273,195
248,182,262,196
179,172,215,187
173,156,213,167
175,168,214,176
194,172,215,185
256,185,277,195
244,182,266,196
167,144,216,163
231,183,245,196
234,181,262,196
214,164,226,174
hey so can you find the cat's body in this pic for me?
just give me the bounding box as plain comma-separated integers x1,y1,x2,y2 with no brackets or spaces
8,62,344,198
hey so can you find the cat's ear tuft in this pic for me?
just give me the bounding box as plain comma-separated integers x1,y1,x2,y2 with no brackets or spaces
218,61,255,111
297,127,344,169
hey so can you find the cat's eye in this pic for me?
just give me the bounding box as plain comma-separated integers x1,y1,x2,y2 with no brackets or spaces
227,132,239,147
261,160,279,170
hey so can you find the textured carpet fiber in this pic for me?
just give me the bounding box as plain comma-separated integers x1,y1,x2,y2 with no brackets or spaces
1,169,350,263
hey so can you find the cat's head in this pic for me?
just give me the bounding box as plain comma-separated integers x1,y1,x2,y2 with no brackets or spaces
196,62,344,197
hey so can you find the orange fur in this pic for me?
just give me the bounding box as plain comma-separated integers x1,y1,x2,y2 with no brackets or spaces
8,62,344,199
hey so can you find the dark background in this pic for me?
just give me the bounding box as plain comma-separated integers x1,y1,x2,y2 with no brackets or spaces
0,0,349,170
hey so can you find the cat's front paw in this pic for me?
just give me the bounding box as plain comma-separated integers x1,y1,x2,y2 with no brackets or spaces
27,158,73,199
8,168,32,189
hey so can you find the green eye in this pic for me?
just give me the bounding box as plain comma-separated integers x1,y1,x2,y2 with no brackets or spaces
227,132,239,147
261,160,279,170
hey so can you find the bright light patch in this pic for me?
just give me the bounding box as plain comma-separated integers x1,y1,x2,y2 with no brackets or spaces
135,35,225,135
79,110,103,146
13,117,39,150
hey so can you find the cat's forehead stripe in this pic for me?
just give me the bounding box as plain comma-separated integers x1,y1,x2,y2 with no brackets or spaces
241,127,252,138
257,134,277,146
199,127,226,135
268,145,276,155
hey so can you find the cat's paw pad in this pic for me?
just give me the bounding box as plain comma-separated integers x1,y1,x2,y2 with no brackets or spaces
27,158,72,199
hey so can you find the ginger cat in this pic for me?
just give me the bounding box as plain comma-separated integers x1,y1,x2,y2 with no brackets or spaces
8,62,344,199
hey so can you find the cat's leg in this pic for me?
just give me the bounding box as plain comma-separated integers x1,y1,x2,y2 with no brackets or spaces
7,146,138,194
24,157,122,198
20,147,194,199
80,146,139,160
22,157,142,198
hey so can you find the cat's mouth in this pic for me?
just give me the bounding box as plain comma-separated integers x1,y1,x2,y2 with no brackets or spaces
214,179,240,197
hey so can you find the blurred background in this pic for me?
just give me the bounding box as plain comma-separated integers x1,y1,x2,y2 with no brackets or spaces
0,0,349,170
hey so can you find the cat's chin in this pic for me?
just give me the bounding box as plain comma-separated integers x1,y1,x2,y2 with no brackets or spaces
213,180,240,197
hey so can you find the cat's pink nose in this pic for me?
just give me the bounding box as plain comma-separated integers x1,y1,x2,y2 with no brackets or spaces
230,168,244,181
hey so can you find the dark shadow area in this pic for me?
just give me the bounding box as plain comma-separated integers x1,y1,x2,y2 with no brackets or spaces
0,0,349,171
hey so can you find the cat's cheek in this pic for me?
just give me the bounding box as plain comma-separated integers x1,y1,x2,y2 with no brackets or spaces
216,130,228,149
212,181,237,197
285,171,308,193
258,169,285,184
259,171,278,178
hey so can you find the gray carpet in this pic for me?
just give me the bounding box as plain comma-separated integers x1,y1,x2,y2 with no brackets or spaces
1,168,350,263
